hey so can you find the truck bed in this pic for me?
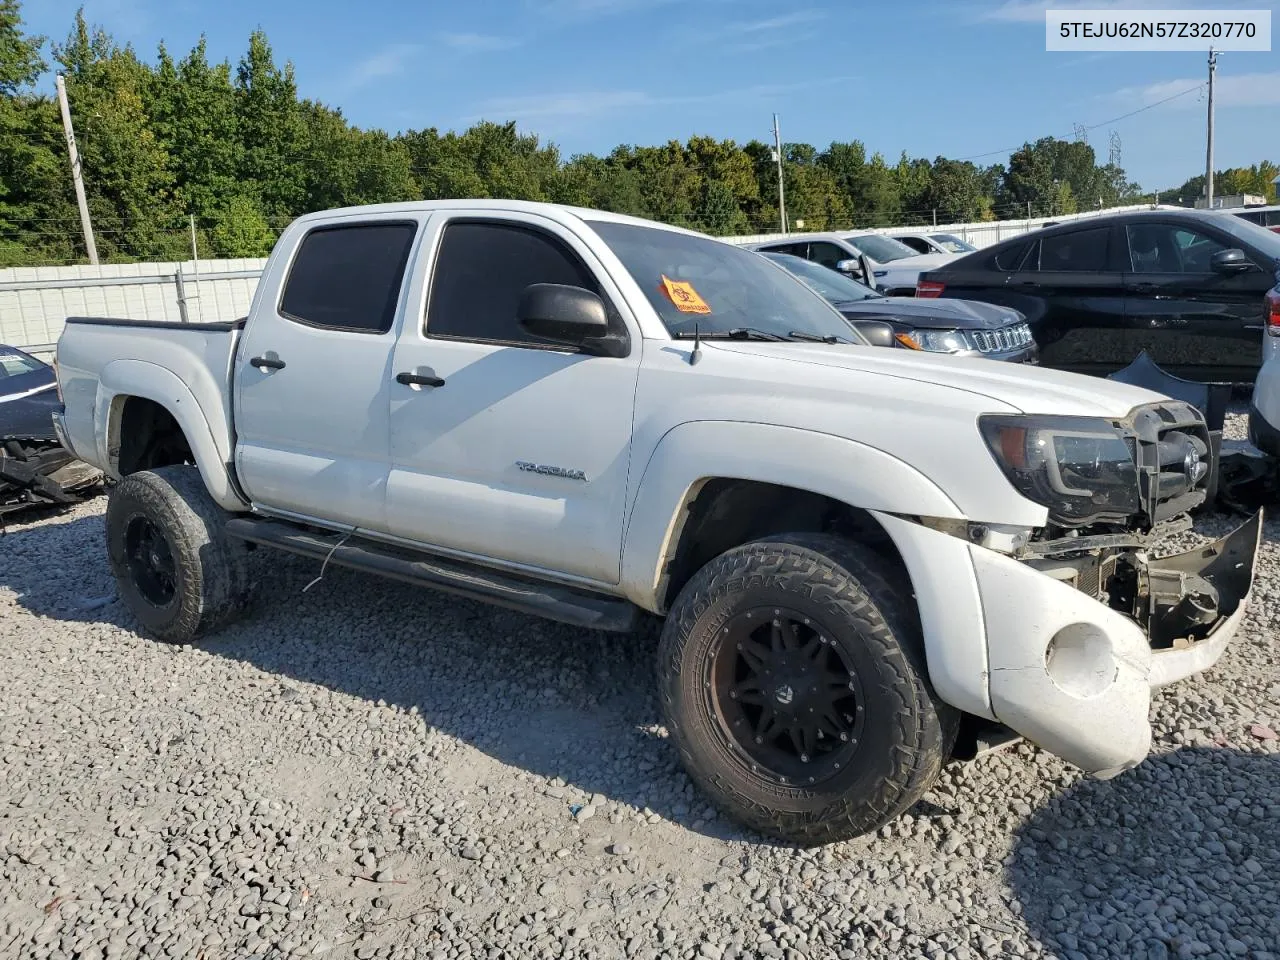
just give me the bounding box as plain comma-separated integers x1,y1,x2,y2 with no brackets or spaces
55,316,244,487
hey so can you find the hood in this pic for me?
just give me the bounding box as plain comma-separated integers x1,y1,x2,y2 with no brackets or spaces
706,340,1167,418
837,296,1022,330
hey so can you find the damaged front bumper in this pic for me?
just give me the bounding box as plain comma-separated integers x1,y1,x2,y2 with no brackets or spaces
974,510,1262,778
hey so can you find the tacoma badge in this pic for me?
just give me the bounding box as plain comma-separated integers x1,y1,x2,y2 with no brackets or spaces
516,461,587,482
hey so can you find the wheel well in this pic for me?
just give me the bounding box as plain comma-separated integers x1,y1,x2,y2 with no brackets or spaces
658,479,909,612
113,397,194,476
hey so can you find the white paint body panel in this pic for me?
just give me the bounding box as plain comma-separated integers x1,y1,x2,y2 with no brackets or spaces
1250,337,1280,443
383,208,643,583
53,320,245,511
56,198,1244,781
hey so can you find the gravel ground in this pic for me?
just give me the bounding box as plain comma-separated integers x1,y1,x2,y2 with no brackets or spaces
2,411,1278,960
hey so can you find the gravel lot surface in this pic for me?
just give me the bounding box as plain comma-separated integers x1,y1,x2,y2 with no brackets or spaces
2,412,1278,960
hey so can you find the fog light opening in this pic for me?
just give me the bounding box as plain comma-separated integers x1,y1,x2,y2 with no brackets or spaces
1045,623,1117,699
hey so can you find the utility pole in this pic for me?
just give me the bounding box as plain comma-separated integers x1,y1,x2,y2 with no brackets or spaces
1205,47,1217,209
772,113,788,234
55,74,98,265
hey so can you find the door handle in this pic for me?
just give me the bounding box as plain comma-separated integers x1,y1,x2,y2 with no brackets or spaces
249,356,286,370
396,371,445,388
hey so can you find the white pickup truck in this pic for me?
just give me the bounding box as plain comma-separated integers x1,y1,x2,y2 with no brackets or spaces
54,200,1261,846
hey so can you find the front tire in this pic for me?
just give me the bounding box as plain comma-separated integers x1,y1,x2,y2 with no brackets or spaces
657,533,956,845
105,465,251,643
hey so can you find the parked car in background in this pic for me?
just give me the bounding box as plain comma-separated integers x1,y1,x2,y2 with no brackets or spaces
888,232,979,256
747,231,960,296
1230,203,1280,234
916,209,1280,382
761,252,1036,362
1247,276,1280,455
0,344,102,514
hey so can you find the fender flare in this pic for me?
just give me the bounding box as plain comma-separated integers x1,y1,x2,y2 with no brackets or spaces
96,359,246,511
618,420,963,611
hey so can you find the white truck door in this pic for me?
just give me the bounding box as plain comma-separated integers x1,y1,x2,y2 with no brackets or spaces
234,218,420,530
386,213,641,585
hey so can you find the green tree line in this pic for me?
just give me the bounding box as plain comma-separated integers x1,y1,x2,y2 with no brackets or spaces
0,1,1276,266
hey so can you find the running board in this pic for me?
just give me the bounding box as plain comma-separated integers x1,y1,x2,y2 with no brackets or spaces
224,517,641,633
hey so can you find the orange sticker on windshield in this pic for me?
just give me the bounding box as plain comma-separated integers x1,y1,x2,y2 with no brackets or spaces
660,275,711,314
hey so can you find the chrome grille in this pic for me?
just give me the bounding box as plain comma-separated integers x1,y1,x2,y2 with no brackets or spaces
972,323,1031,355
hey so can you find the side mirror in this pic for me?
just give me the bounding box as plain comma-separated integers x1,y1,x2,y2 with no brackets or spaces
836,257,878,289
849,320,896,348
517,283,626,357
1210,248,1253,274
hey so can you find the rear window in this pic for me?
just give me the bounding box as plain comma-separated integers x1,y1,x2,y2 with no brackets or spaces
279,222,417,333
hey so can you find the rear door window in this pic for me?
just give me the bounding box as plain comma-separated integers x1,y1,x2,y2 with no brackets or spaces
279,222,417,333
756,241,808,258
1035,227,1111,272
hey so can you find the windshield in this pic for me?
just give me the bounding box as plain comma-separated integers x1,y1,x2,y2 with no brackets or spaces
930,234,976,253
844,234,919,263
1213,214,1280,264
761,252,882,302
587,220,866,342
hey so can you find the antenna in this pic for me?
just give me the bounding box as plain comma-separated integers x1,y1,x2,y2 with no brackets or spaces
689,322,703,366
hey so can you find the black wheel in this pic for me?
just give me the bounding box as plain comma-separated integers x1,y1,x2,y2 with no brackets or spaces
105,465,251,643
657,533,957,845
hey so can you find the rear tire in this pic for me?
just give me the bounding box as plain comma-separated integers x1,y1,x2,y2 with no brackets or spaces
105,465,251,643
657,532,956,845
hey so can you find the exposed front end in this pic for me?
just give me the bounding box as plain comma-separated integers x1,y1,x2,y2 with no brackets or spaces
890,398,1261,777
975,510,1261,776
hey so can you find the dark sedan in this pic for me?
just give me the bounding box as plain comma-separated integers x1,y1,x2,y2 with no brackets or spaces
762,252,1037,362
1,344,102,514
916,209,1280,382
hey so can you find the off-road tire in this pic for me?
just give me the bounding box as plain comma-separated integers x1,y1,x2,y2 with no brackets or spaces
105,465,251,643
657,532,957,845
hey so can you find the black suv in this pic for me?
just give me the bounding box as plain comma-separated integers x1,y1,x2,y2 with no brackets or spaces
916,209,1280,382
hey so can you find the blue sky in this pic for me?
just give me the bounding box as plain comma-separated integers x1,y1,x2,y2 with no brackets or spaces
23,0,1280,193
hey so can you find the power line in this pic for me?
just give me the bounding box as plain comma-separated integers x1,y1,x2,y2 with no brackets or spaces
954,82,1207,163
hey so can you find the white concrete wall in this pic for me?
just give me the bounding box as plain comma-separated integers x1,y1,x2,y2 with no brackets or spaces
0,259,267,358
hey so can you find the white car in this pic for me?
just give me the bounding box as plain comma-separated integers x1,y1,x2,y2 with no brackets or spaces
746,232,962,296
55,200,1259,846
888,231,979,257
1247,280,1280,455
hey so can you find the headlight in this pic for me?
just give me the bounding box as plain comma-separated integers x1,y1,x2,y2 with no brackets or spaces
979,414,1140,524
895,329,972,353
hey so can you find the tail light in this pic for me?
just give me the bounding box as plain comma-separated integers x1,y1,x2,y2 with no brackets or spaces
1267,289,1280,337
916,280,945,298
